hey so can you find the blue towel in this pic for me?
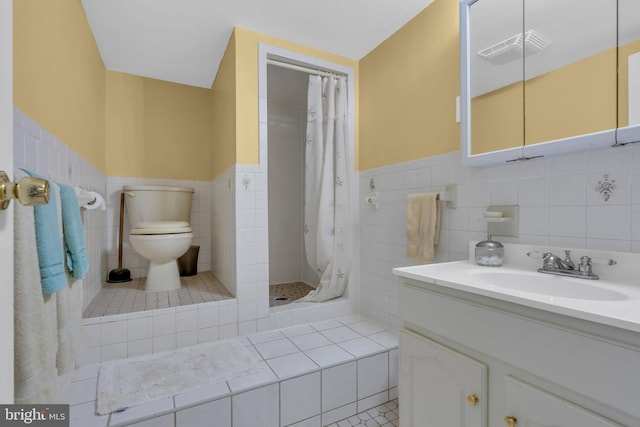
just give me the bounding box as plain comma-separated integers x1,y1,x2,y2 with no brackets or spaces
22,169,66,295
58,183,89,279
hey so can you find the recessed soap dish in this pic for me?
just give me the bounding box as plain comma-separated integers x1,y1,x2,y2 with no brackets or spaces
481,217,512,223
481,205,519,237
483,210,503,218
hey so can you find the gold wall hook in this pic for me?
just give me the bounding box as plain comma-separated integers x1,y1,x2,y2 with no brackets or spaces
504,415,518,427
0,171,50,210
466,394,479,406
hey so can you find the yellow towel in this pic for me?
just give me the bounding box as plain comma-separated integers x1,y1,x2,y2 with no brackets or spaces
406,193,441,263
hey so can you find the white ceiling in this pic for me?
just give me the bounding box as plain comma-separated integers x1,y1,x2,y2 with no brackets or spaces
81,0,434,89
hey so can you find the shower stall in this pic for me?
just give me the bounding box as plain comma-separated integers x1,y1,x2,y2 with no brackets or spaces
261,46,357,313
266,64,317,305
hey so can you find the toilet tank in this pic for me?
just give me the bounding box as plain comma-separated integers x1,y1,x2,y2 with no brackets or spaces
123,185,194,229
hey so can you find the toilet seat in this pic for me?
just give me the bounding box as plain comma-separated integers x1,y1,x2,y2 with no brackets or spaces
131,220,192,235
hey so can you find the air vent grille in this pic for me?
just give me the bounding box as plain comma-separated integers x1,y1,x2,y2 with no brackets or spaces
478,30,550,65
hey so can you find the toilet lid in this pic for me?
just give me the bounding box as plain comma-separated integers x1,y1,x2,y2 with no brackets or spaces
131,221,192,235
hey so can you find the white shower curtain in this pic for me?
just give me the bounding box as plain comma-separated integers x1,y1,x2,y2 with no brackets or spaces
303,74,350,302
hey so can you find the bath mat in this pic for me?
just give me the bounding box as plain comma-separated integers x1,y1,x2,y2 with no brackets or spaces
96,339,260,415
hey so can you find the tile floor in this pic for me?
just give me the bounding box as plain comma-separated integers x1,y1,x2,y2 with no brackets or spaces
83,272,234,318
329,399,399,427
269,282,315,307
66,314,399,427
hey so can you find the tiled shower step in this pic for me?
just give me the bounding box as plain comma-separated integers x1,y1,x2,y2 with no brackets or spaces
65,314,399,427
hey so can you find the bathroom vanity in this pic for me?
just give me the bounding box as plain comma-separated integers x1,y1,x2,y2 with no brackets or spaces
394,244,640,427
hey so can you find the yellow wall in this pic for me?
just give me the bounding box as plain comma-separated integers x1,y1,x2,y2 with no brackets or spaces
210,32,237,178
105,71,213,180
525,48,617,146
359,0,459,171
15,0,214,181
13,0,106,172
232,27,359,170
471,82,523,154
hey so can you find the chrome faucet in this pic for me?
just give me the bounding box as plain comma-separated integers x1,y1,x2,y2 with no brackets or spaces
546,250,575,270
527,250,616,280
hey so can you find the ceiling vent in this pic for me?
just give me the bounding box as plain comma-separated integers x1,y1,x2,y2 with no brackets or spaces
478,30,550,65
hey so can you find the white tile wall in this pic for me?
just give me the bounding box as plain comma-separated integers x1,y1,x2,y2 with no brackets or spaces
322,361,357,412
13,108,107,309
357,353,388,400
79,299,240,365
280,372,321,426
359,145,640,330
232,384,280,427
175,397,231,427
212,165,237,296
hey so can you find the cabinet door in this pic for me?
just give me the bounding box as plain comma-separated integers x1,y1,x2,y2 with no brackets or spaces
399,330,487,427
504,377,623,427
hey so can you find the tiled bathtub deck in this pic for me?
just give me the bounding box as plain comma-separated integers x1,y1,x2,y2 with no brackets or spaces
66,315,399,427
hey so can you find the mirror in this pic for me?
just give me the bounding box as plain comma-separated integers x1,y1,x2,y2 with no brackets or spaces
468,0,524,156
617,0,640,144
461,0,619,166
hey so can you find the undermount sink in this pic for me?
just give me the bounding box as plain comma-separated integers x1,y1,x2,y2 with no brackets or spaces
472,270,628,301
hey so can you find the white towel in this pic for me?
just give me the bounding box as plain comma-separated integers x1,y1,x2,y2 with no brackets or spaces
406,193,441,263
55,181,84,375
13,169,59,403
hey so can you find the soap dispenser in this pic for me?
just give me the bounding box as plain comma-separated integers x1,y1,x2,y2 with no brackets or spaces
475,235,504,267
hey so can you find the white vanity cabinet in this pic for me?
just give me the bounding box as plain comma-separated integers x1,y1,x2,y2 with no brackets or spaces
503,377,622,427
398,279,639,427
399,329,486,427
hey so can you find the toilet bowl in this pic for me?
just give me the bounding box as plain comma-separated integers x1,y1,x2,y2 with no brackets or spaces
123,186,195,292
129,224,193,292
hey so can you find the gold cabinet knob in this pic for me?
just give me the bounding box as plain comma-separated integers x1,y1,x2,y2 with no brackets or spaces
0,171,50,210
504,416,517,427
466,394,479,406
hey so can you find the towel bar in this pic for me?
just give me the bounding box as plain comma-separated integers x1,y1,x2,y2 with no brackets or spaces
439,184,457,209
366,184,457,210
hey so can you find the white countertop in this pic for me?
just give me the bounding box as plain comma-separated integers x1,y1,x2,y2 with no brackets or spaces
393,243,640,334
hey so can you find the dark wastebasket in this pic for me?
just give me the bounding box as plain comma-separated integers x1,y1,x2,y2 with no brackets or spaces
178,245,199,276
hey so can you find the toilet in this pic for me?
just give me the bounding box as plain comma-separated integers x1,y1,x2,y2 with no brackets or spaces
123,185,195,292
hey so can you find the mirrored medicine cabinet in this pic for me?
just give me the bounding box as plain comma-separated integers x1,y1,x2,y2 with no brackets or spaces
460,0,640,166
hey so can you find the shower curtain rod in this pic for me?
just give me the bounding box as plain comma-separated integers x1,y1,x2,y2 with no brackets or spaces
266,58,347,78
